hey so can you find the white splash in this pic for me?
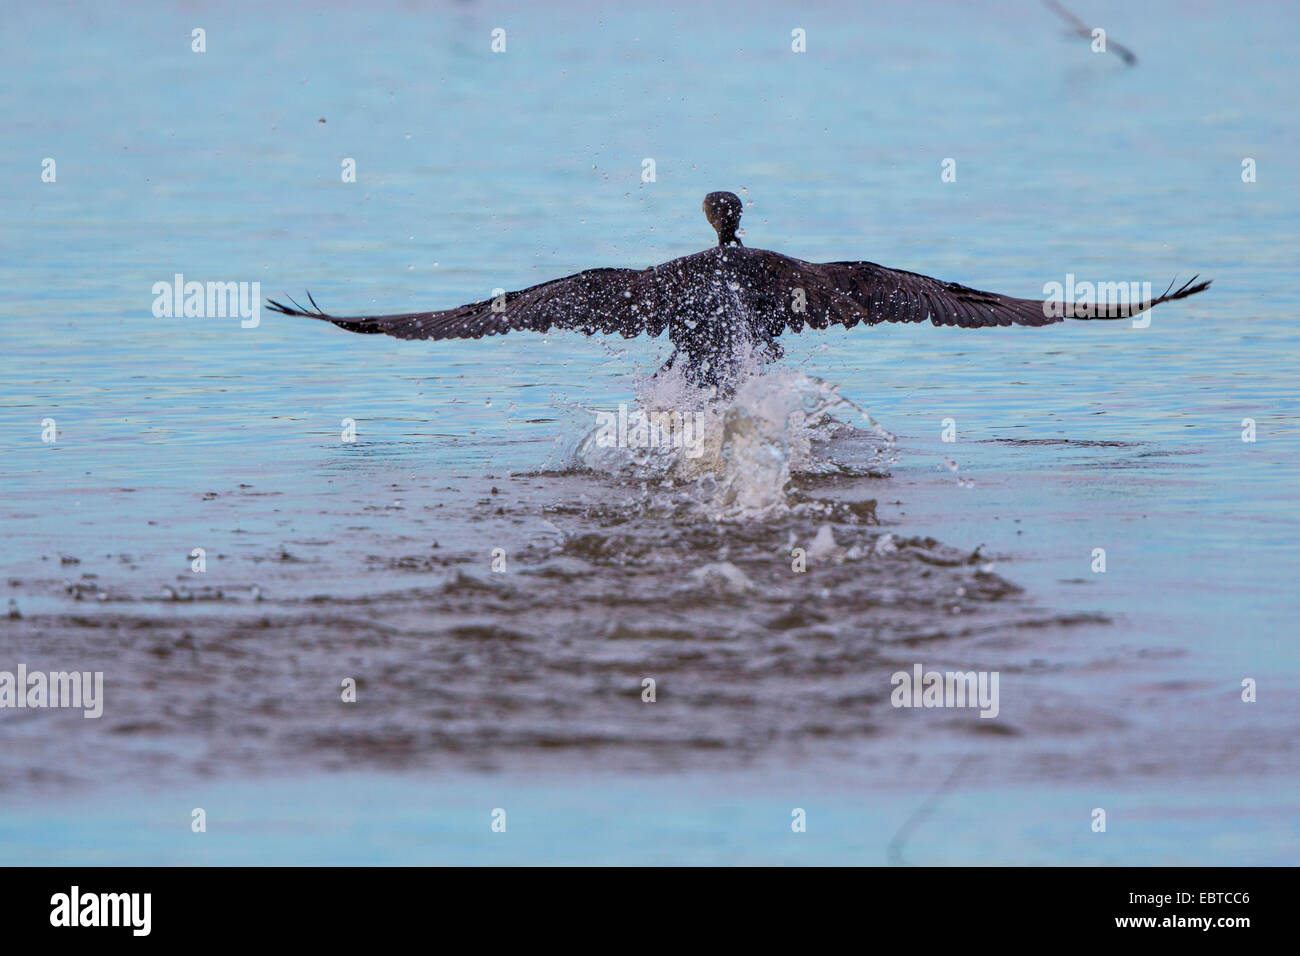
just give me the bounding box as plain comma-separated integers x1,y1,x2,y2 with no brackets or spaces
553,351,895,520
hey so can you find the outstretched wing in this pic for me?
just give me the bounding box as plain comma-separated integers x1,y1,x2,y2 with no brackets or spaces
267,265,668,341
762,254,1210,332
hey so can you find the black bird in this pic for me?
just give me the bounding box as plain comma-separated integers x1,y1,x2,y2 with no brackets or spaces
268,191,1209,390
1044,0,1138,66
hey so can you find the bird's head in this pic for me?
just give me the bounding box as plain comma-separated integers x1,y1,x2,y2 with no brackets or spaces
703,191,743,246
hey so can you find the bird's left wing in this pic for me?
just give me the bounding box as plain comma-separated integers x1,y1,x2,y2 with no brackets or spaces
267,265,668,341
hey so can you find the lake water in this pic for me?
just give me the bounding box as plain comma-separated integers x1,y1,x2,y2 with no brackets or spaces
1,0,1297,864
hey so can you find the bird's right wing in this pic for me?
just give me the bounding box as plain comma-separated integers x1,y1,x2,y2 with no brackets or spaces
759,253,1210,332
267,265,670,341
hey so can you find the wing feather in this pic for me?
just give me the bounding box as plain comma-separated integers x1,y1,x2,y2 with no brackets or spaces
748,253,1210,331
267,265,665,341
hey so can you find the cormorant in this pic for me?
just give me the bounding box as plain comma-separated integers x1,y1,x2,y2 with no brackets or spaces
268,191,1209,390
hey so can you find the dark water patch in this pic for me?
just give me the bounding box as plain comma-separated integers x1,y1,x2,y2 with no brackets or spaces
982,439,1140,448
0,467,1125,793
